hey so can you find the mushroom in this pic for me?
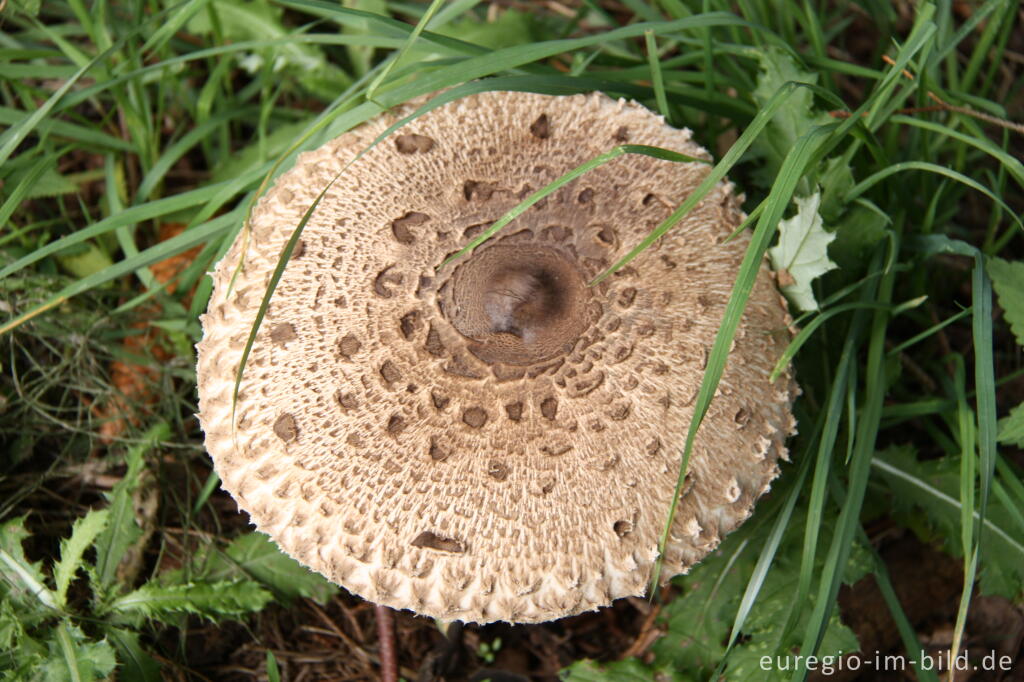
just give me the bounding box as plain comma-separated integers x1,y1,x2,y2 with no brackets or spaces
196,91,798,624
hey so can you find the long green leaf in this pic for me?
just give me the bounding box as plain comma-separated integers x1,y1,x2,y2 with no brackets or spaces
596,81,810,283
0,211,240,335
108,580,273,621
791,236,896,676
93,423,169,592
846,161,1022,231
651,123,835,592
0,169,265,283
365,0,445,100
53,509,110,608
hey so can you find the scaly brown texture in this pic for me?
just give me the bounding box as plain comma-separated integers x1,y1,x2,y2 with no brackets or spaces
197,91,798,624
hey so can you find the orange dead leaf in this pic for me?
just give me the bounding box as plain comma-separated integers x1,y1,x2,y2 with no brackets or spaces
92,223,200,443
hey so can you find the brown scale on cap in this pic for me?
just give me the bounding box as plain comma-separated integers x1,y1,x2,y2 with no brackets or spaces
196,91,799,624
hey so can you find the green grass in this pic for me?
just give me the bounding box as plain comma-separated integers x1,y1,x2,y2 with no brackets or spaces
1,0,1022,680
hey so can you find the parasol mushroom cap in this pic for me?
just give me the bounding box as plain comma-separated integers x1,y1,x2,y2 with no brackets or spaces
197,90,798,624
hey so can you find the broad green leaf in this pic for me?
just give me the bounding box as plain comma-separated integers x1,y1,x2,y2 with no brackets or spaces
27,169,79,198
42,624,117,682
986,257,1024,346
108,580,274,622
442,7,533,47
997,402,1024,448
173,533,336,604
748,47,832,190
724,611,858,681
53,510,109,608
817,157,855,224
215,533,335,603
55,243,114,280
873,447,1024,598
768,193,838,311
830,203,888,271
0,517,56,611
210,117,314,185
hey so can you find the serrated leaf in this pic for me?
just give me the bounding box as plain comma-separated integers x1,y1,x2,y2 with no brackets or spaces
0,599,20,653
12,167,78,198
0,517,56,611
53,509,109,607
108,580,273,622
987,257,1024,346
997,402,1024,448
749,47,833,190
873,447,1024,598
0,597,47,667
768,192,838,311
42,623,117,682
93,424,167,593
181,533,336,604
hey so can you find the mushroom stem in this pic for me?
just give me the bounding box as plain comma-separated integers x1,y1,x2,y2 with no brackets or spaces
375,603,398,682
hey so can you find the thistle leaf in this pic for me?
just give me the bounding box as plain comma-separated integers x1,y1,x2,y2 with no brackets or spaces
93,424,167,593
206,533,337,604
104,627,162,682
749,47,832,190
108,580,273,622
53,509,109,608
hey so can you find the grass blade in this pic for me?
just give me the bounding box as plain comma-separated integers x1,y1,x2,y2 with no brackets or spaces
650,123,834,593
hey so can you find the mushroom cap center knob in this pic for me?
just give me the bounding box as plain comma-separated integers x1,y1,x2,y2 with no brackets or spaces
444,243,592,366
